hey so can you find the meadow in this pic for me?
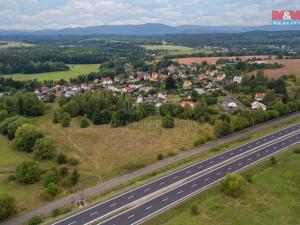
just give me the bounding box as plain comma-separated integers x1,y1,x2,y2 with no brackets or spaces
0,64,100,81
141,45,210,57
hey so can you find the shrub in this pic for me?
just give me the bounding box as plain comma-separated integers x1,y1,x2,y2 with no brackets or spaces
190,205,199,215
162,115,175,128
0,193,16,221
59,166,69,176
270,157,277,165
221,173,245,197
16,161,41,184
124,161,145,172
28,215,43,225
168,150,177,157
33,138,56,160
52,110,60,124
68,158,79,166
47,182,59,197
43,168,60,187
294,148,300,154
61,112,71,127
0,110,9,122
157,154,164,160
14,124,43,152
80,118,90,128
244,174,254,183
0,116,19,135
7,117,28,140
7,175,16,182
57,153,67,165
69,169,80,186
194,136,206,147
52,208,61,218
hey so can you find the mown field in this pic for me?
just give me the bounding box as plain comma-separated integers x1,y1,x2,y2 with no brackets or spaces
144,147,300,225
0,103,213,212
0,41,34,49
0,64,100,81
141,45,210,57
249,59,300,78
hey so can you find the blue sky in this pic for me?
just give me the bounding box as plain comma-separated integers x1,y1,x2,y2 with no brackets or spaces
1,0,300,30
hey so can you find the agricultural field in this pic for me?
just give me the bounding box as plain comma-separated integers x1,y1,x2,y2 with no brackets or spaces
0,41,34,49
144,148,300,225
248,59,300,78
141,45,210,57
174,55,273,65
0,64,100,81
0,103,213,212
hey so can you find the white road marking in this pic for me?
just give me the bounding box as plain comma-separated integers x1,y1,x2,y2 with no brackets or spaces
109,203,117,207
146,206,152,210
210,161,214,164
198,166,203,169
89,212,97,216
217,172,221,176
128,214,135,219
186,170,191,174
227,167,232,171
248,158,252,161
159,182,165,186
173,176,179,179
128,195,134,199
162,198,169,202
205,178,210,181
192,184,197,188
177,190,184,194
68,222,76,225
238,162,242,166
144,188,150,192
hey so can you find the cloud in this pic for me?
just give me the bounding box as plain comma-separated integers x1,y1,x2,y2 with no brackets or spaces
0,0,300,30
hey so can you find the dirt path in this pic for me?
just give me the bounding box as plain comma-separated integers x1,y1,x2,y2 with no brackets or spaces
2,112,300,225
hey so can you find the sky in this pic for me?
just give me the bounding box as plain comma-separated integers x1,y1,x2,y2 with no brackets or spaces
1,0,300,30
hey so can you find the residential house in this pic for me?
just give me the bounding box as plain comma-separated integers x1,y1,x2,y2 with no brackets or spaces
150,72,158,81
255,93,266,102
181,101,195,108
194,88,205,95
136,95,144,104
216,73,226,81
167,65,177,73
183,80,193,90
251,101,267,111
233,76,243,84
159,74,168,80
101,77,113,85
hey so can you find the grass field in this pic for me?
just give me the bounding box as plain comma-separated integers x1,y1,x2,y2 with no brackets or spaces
0,103,213,212
141,45,210,57
144,147,300,225
0,41,34,49
0,64,100,81
248,59,300,78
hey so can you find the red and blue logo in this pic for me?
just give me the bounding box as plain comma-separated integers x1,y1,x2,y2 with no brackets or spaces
272,10,300,25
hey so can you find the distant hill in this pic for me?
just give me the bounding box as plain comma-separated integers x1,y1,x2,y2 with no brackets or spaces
1,23,300,36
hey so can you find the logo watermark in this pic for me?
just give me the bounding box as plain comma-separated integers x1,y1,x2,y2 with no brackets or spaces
272,10,300,25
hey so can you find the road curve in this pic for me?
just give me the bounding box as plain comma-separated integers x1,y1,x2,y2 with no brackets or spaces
52,123,300,225
99,132,300,225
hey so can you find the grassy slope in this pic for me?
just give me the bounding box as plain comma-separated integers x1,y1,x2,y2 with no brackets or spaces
0,103,213,212
144,148,300,225
0,64,99,81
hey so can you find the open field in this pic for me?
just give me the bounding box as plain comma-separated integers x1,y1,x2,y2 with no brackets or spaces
0,103,212,212
248,59,300,78
173,55,273,65
141,45,210,57
144,147,300,225
0,41,34,49
0,64,100,81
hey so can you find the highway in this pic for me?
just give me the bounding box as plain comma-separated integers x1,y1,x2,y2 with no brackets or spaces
52,123,300,225
99,132,300,225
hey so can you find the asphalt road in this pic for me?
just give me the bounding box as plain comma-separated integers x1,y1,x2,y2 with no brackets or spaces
52,123,300,225
99,132,300,225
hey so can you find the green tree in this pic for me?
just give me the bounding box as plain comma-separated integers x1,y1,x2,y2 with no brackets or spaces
110,111,121,128
43,168,60,187
6,117,28,140
190,205,199,215
222,173,245,197
57,154,67,165
61,112,71,127
0,110,9,122
52,110,60,124
14,124,43,152
162,115,175,128
0,193,16,221
47,182,59,197
165,76,177,90
16,161,41,184
67,100,80,117
215,120,232,137
33,138,55,160
80,118,90,128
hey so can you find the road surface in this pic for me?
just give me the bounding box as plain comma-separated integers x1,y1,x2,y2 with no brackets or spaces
52,123,300,225
99,132,300,225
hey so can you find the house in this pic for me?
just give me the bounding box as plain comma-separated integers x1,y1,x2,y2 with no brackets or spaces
143,73,151,80
222,99,238,109
255,93,266,102
181,101,195,108
198,73,207,80
159,74,168,80
216,73,226,81
0,92,4,97
150,72,158,81
251,101,267,111
101,77,113,85
183,80,193,90
194,88,205,95
167,65,177,73
233,76,243,84
136,95,144,104
157,93,167,102
40,86,49,93
228,101,237,108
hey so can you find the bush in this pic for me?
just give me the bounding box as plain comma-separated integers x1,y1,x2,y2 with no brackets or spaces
270,157,277,165
33,138,56,160
14,124,43,152
194,136,206,147
57,153,67,165
294,148,300,154
221,173,245,197
69,169,80,186
7,117,28,140
61,112,71,127
80,118,90,128
52,110,60,124
7,174,16,182
68,158,79,166
124,161,145,172
244,174,254,183
28,215,43,225
52,208,61,218
16,161,41,184
190,205,199,215
0,193,16,221
59,166,69,176
47,182,59,197
0,110,9,122
43,168,60,187
162,115,175,128
168,150,177,157
0,116,19,135
157,154,164,160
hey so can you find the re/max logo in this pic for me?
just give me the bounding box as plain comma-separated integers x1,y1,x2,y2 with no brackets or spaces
272,10,300,26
